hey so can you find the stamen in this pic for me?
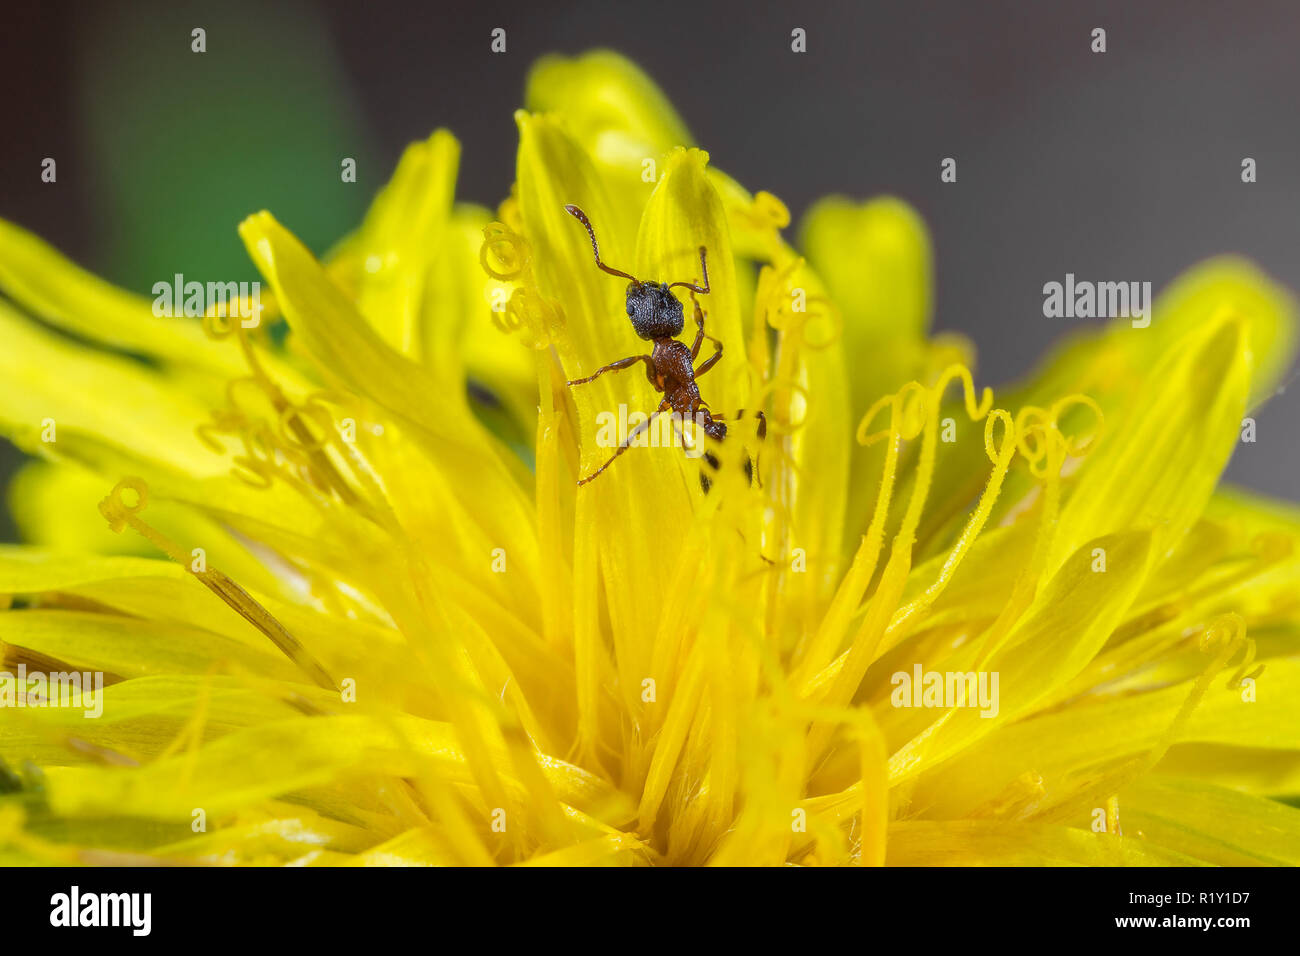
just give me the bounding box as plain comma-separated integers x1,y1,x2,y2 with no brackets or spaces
805,375,956,767
970,770,1046,820
98,478,339,692
481,222,560,348
200,320,372,510
972,395,1104,668
792,388,908,687
1042,615,1250,821
889,408,1016,635
479,222,526,281
796,366,991,689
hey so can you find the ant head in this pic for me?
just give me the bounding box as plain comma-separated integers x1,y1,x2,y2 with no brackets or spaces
625,281,684,340
564,204,710,341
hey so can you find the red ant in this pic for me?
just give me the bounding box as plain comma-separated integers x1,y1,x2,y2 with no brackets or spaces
563,204,765,488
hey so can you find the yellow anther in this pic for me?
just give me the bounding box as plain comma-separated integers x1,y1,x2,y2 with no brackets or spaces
500,287,558,348
98,477,150,533
983,409,1016,464
856,381,928,446
971,771,1046,819
752,191,791,230
479,222,527,281
1049,393,1105,457
1225,635,1263,690
754,376,811,436
897,382,928,440
1012,395,1104,478
933,364,994,421
1014,406,1052,465
277,399,334,453
804,296,844,351
493,293,526,333
97,476,338,692
1199,614,1244,653
201,310,236,339
856,393,896,447
762,263,805,332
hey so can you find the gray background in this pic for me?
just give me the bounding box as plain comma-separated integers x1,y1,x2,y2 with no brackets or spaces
2,0,1297,539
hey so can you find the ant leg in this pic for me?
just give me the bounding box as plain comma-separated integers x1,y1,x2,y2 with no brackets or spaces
577,399,671,486
567,353,653,387
668,246,710,295
693,340,723,379
688,290,722,360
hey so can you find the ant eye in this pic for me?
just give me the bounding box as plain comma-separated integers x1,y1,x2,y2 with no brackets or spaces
626,302,635,315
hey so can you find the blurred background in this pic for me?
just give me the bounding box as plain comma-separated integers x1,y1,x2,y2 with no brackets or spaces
2,0,1297,540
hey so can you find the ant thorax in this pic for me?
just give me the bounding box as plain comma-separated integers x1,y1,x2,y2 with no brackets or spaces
650,338,698,390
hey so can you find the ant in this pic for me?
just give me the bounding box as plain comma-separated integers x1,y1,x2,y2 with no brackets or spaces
563,204,765,488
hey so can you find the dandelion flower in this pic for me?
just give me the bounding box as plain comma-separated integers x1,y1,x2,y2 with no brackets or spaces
1,50,1298,866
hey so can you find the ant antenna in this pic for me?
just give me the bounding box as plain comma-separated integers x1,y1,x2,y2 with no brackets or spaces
668,247,710,294
564,204,638,282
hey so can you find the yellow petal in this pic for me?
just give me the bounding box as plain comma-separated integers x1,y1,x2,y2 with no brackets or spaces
912,658,1300,818
800,196,934,542
887,530,1153,781
1051,315,1250,571
525,50,690,183
886,820,1201,865
634,147,748,413
0,302,224,479
6,463,286,594
1137,257,1297,408
0,217,241,378
801,196,932,343
1122,776,1300,865
1,609,300,683
346,129,460,355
